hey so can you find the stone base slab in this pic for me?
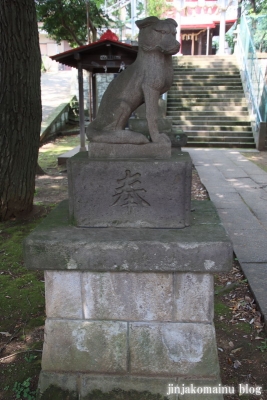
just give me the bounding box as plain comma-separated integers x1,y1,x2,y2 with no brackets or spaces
42,319,219,377
88,141,171,159
38,372,224,399
24,200,233,273
45,270,214,323
67,150,191,228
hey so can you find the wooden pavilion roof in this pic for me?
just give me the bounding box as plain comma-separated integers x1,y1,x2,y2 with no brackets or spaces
50,34,138,74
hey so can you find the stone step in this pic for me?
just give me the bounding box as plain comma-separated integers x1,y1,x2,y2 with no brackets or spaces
187,136,255,144
172,124,252,131
177,130,254,138
173,69,239,74
167,95,246,101
173,70,240,75
172,64,239,69
173,77,242,83
167,105,248,112
169,56,255,149
168,93,246,99
171,78,242,83
169,86,242,93
171,113,251,125
185,141,256,148
172,59,238,64
167,111,249,117
169,86,244,92
173,123,252,130
173,55,236,59
171,83,243,89
172,58,238,63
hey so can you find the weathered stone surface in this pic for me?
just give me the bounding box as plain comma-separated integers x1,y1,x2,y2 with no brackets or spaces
129,322,220,377
88,142,171,159
68,150,191,228
83,272,172,321
86,17,180,145
37,372,226,399
81,376,172,399
128,118,172,136
43,271,213,322
134,99,167,119
39,371,226,400
176,379,224,400
42,319,127,373
45,271,83,319
24,200,233,273
38,372,78,400
173,273,214,323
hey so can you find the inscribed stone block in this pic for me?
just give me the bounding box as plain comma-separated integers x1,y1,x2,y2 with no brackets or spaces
82,272,173,321
45,271,83,319
68,150,191,228
129,322,220,377
42,319,127,373
173,273,214,323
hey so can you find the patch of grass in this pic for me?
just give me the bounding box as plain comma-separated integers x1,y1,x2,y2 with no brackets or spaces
13,377,36,399
38,134,80,170
257,339,267,352
0,214,48,399
214,300,231,317
0,219,45,333
1,352,42,400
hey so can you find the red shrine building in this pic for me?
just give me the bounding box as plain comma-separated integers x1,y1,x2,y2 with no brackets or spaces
166,0,238,55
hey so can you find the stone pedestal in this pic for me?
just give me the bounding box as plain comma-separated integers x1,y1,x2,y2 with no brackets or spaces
24,196,232,399
68,151,191,228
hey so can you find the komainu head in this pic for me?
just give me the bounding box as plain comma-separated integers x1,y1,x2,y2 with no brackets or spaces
136,16,180,55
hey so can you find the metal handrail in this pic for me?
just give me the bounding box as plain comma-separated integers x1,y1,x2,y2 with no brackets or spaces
235,15,267,128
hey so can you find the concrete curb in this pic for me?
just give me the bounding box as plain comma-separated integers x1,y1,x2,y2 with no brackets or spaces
187,148,267,332
40,96,75,143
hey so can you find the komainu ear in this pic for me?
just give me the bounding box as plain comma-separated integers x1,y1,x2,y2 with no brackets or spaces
136,16,159,29
165,18,178,27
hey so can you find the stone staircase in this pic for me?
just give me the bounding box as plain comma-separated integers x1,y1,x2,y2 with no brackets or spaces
167,55,256,148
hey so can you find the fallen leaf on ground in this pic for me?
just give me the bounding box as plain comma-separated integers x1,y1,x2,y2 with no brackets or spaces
233,360,241,369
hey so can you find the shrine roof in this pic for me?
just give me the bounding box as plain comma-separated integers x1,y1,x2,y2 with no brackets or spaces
50,34,137,72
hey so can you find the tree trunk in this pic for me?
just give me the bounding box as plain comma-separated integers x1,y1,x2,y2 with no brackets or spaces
0,0,42,221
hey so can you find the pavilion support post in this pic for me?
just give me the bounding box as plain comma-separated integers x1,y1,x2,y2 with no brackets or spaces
92,73,97,120
191,33,195,55
206,27,210,55
78,62,87,152
198,33,202,55
218,0,226,55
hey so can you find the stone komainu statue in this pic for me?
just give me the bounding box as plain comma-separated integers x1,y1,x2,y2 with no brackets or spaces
86,17,180,145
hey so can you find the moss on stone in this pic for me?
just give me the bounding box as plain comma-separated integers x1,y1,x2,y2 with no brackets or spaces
38,387,169,400
37,386,78,400
84,388,169,400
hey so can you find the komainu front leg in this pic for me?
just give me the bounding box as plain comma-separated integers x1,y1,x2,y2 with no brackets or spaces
143,85,171,144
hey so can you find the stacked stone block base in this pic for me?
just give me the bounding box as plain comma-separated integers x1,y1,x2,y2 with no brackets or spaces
40,269,221,399
24,199,232,399
43,270,217,375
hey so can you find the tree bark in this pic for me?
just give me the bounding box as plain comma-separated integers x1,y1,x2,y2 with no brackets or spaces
0,0,42,220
